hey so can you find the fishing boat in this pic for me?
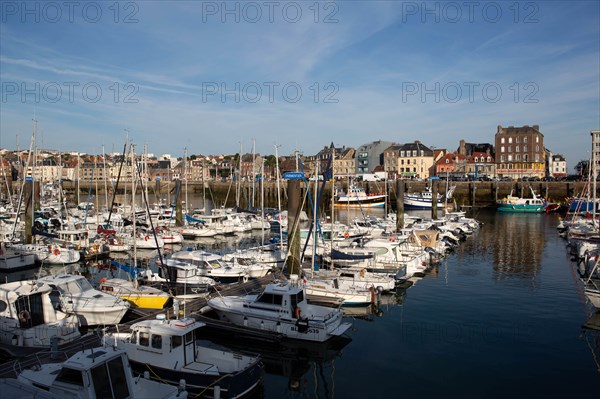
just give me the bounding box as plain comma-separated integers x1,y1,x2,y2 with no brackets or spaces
334,186,386,208
108,315,264,397
37,273,130,326
207,276,351,342
0,346,189,398
404,185,455,210
496,187,547,213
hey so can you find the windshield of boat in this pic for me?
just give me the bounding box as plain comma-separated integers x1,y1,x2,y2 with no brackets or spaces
91,355,130,399
207,259,222,268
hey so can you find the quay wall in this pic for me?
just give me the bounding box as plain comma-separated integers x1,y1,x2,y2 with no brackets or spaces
42,180,591,210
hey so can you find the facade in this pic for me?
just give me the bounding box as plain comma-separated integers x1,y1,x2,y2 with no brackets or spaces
550,154,567,178
396,141,434,179
435,152,467,177
592,130,600,179
464,151,495,177
383,145,401,179
356,140,395,175
495,125,545,179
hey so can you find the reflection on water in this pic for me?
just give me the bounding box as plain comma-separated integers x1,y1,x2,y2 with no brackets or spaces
463,212,548,284
199,327,352,398
582,312,600,375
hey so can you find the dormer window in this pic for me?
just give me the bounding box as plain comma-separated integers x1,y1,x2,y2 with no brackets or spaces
474,157,478,162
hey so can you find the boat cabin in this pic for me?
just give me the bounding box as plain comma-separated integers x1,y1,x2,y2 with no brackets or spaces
124,316,204,369
251,283,306,319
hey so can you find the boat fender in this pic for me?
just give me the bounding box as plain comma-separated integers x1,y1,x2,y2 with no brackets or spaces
343,232,350,239
18,310,30,323
294,306,302,319
145,235,149,241
53,248,60,256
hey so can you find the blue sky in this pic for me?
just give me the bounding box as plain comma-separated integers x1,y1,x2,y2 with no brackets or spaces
1,1,598,170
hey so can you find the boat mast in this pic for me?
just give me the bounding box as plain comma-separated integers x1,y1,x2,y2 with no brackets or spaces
102,144,108,210
330,145,335,270
261,158,265,246
184,147,188,215
313,160,319,274
252,138,256,209
12,127,35,240
131,143,137,267
275,144,283,248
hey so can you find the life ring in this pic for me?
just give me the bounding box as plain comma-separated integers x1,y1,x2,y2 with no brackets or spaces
294,307,302,319
144,236,149,241
18,310,30,323
343,232,350,239
53,248,60,256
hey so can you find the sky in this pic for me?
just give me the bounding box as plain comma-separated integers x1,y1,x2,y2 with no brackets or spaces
0,1,598,171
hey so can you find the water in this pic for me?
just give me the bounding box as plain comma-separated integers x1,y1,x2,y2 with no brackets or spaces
256,210,600,398
6,205,600,397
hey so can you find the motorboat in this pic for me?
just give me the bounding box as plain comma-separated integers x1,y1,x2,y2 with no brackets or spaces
208,276,351,342
0,346,188,398
38,273,130,326
108,315,263,397
0,280,80,353
334,186,386,208
99,277,171,309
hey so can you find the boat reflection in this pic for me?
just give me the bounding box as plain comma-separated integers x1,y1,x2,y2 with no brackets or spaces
199,327,352,397
581,311,600,375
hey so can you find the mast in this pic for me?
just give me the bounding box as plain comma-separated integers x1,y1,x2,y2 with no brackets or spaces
102,144,108,210
330,146,335,270
261,158,265,246
275,144,283,248
252,138,256,209
184,147,188,214
131,143,137,266
236,141,242,208
76,152,80,205
313,160,319,274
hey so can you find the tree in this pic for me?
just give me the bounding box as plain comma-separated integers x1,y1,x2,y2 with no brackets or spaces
575,160,589,177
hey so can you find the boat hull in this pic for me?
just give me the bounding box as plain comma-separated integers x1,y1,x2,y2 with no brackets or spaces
209,301,349,342
497,204,545,213
127,359,263,398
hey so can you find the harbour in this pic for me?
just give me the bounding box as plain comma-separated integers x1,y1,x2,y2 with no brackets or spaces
1,203,599,398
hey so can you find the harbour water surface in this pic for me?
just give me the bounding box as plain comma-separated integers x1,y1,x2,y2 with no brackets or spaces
257,209,600,398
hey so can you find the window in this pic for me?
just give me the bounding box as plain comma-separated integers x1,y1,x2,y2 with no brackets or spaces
508,146,512,152
487,156,491,162
445,159,449,164
420,150,424,157
516,154,521,161
524,145,528,152
501,137,505,143
524,154,528,161
536,137,539,143
515,146,519,152
412,150,417,157
508,155,513,161
536,145,539,151
400,151,405,157
501,146,505,153
516,137,520,143
152,334,162,349
524,137,528,143
172,335,182,349
56,367,84,386
139,332,150,346
474,157,478,162
508,137,513,143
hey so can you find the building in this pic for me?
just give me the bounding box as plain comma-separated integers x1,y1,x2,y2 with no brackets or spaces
495,125,545,179
356,140,395,175
396,141,434,179
457,140,494,157
383,145,402,179
464,151,495,177
435,152,467,178
549,154,567,178
592,130,600,179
